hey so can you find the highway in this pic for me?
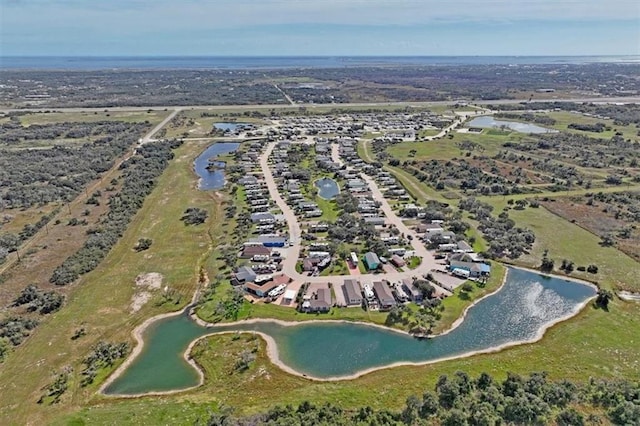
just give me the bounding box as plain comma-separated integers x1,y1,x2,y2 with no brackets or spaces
2,96,640,114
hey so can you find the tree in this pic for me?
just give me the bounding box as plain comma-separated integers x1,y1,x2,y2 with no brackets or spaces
595,289,613,310
0,338,10,362
134,238,153,252
181,207,208,225
436,375,460,409
600,234,615,247
461,282,474,293
443,409,469,426
540,252,554,272
420,391,439,418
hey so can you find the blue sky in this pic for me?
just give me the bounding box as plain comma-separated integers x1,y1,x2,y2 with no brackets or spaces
1,0,639,56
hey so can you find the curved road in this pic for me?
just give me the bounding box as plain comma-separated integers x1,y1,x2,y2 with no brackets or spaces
260,141,447,290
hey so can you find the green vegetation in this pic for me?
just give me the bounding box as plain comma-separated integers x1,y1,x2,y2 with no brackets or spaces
0,140,223,424
50,140,182,286
12,285,64,315
80,341,129,387
1,104,638,425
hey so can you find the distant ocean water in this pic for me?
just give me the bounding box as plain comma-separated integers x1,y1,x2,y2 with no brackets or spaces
1,56,639,70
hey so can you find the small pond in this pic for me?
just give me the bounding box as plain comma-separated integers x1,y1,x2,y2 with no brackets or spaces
213,122,252,132
315,177,340,200
467,116,558,134
193,142,240,190
103,268,595,395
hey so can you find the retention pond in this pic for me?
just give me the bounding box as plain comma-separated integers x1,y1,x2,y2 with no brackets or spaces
103,268,595,395
467,116,558,134
315,177,340,200
193,142,239,190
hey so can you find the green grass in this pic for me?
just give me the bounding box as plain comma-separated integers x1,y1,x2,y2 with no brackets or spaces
0,141,222,425
386,131,526,161
8,110,640,425
407,256,422,269
544,111,639,141
320,260,348,276
485,204,640,292
243,301,388,324
314,196,339,222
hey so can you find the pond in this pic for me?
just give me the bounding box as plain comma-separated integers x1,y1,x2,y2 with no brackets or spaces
213,122,253,132
193,142,240,190
103,268,595,395
315,177,340,200
467,116,558,134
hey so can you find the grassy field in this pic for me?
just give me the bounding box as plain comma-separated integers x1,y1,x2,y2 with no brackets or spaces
386,131,527,161
484,202,640,292
544,111,639,141
0,141,222,425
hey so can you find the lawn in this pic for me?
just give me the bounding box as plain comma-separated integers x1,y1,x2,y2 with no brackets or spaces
314,195,340,222
544,111,639,141
407,256,422,269
386,131,526,161
0,140,223,425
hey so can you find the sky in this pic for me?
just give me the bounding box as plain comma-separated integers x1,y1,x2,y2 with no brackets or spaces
1,0,639,56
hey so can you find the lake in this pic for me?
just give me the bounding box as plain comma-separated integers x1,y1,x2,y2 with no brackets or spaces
467,116,558,134
315,177,340,200
193,142,240,190
103,268,595,394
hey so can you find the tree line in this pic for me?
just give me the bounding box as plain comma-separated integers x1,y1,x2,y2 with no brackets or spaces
200,372,639,426
50,140,182,285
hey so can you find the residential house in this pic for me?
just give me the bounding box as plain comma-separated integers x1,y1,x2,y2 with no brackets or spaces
402,278,424,303
342,279,363,306
302,287,332,313
390,255,406,267
250,212,275,224
373,281,396,310
233,266,257,285
240,245,271,259
364,252,381,271
449,260,491,278
364,216,386,226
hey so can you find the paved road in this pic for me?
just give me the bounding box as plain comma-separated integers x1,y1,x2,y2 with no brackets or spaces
259,142,303,277
3,96,640,114
259,141,451,288
140,108,181,143
423,110,488,141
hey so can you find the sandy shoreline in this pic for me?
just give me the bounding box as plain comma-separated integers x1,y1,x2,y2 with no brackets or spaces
99,266,597,397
